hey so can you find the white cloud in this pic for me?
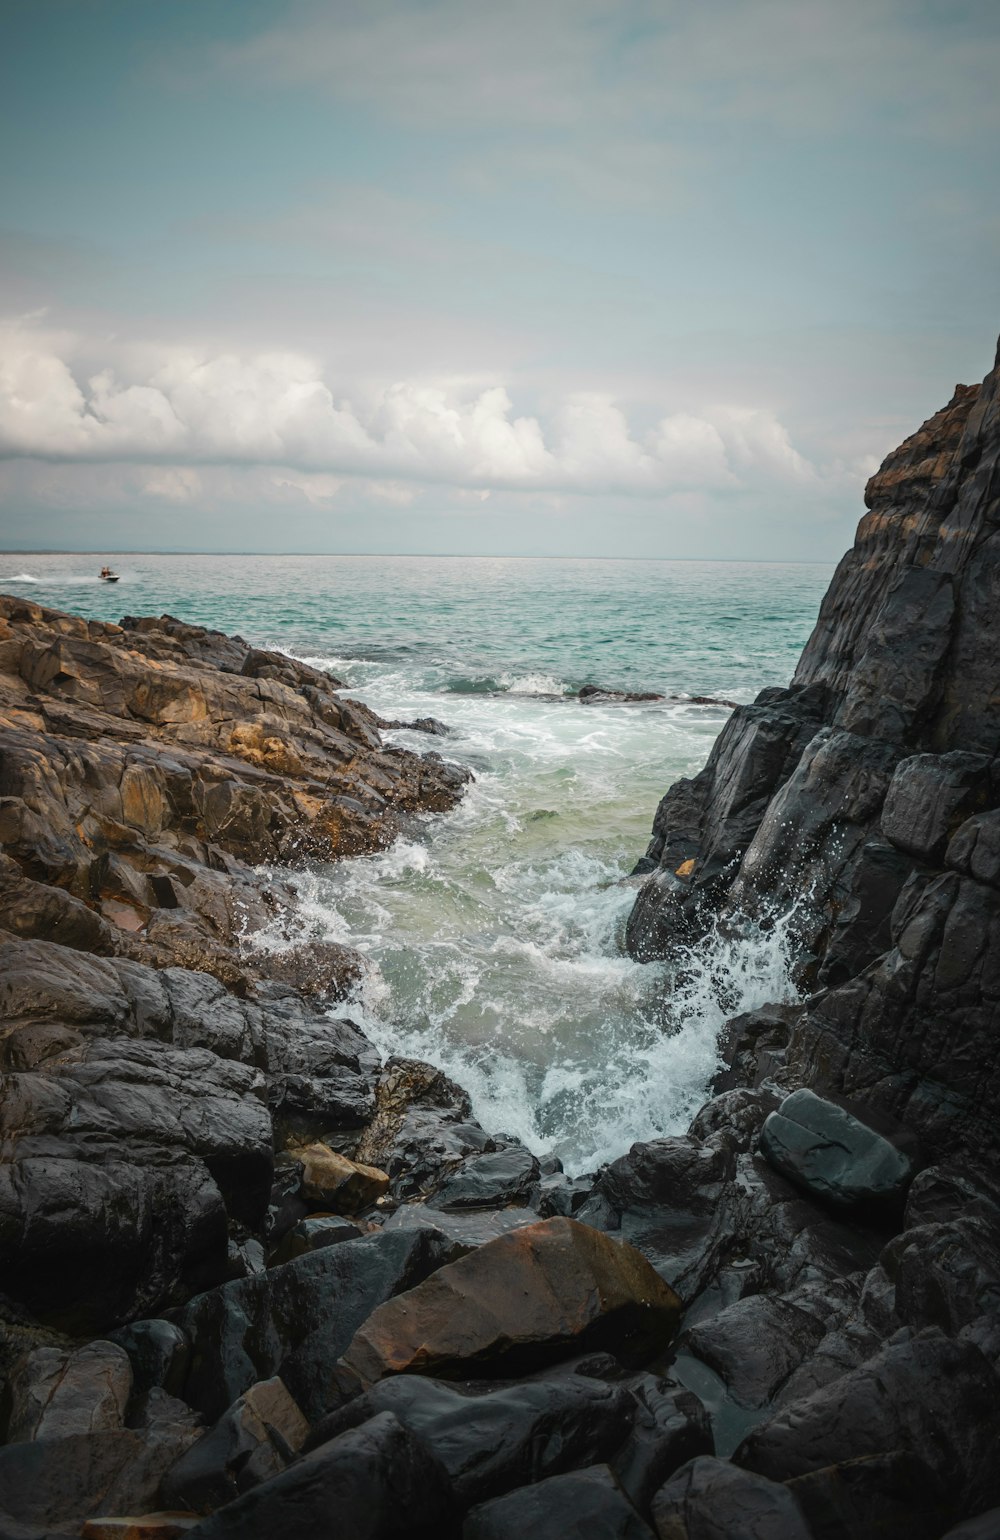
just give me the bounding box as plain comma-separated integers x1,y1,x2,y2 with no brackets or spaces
0,315,826,500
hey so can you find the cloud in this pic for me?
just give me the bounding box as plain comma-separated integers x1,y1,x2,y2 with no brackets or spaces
206,0,1000,146
0,317,825,503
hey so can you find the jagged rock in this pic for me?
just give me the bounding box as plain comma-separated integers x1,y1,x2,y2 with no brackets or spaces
7,1341,132,1441
649,1455,812,1540
383,1203,540,1252
758,1090,915,1212
464,1464,654,1539
609,1377,713,1517
109,1321,190,1400
0,937,382,1331
161,1377,309,1512
625,352,1000,1157
183,1411,454,1539
0,598,468,987
267,1214,361,1265
735,1329,1000,1522
354,1056,500,1200
176,1226,448,1421
880,752,992,861
785,1451,949,1540
293,1142,390,1213
575,1136,735,1303
305,1374,634,1507
341,1217,682,1387
427,1145,540,1211
0,1423,200,1534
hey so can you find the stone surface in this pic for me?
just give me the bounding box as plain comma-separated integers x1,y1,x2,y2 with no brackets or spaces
6,1340,132,1441
176,1226,447,1421
735,1330,1000,1522
183,1411,454,1539
306,1373,634,1507
341,1217,682,1386
161,1376,309,1512
758,1090,915,1211
464,1464,654,1540
81,1519,201,1539
650,1455,813,1540
293,1142,390,1213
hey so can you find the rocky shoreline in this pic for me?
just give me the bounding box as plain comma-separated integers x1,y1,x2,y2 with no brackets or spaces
2,348,1000,1538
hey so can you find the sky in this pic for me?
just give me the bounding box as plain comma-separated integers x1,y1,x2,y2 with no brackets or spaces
1,0,998,559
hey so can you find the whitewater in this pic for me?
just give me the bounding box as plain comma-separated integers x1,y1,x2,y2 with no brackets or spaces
0,552,833,1172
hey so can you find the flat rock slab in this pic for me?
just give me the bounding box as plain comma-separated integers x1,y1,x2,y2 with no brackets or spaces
341,1216,682,1386
758,1090,914,1210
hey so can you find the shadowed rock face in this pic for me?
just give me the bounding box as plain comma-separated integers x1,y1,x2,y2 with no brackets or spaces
627,346,1000,1155
0,600,468,991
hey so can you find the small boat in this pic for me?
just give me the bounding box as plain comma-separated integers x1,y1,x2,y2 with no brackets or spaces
99,567,120,583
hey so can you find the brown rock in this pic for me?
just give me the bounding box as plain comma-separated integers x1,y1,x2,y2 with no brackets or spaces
82,1517,201,1539
341,1216,682,1386
295,1143,390,1213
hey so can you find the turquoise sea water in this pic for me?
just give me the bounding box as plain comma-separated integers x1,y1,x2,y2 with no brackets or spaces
1,553,834,1171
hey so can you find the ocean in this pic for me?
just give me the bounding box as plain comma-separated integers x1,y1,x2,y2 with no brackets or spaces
2,553,834,1172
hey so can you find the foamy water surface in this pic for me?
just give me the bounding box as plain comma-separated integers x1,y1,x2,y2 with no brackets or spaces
1,553,832,1171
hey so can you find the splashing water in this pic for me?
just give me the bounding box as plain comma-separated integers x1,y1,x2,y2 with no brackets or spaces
246,694,805,1176
6,552,829,1174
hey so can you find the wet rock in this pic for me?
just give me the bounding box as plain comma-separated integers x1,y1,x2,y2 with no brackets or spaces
293,1142,390,1213
184,1411,454,1540
353,1057,488,1200
677,1278,859,1416
81,1520,201,1539
881,752,992,862
306,1373,634,1507
735,1329,1000,1519
758,1089,915,1212
649,1455,812,1540
267,1214,361,1265
161,1377,309,1513
7,1341,132,1441
341,1217,682,1387
383,1203,540,1253
464,1464,654,1539
176,1226,447,1421
609,1377,713,1517
428,1146,540,1211
575,1136,735,1303
0,1423,199,1534
109,1322,190,1401
580,685,666,705
785,1451,949,1540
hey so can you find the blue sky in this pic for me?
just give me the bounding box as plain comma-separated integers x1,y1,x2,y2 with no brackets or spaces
1,0,998,557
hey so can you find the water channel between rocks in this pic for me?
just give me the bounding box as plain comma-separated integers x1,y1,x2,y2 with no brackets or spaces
3,552,834,1174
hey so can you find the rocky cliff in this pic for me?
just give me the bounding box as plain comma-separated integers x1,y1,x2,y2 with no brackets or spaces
2,349,1000,1540
628,355,1000,1157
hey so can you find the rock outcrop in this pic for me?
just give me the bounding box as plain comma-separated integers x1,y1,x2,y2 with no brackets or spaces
0,599,467,991
627,358,1000,1157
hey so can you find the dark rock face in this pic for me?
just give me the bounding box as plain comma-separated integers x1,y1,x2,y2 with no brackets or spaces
649,1455,813,1540
627,356,1000,1156
184,1411,455,1540
464,1464,654,1540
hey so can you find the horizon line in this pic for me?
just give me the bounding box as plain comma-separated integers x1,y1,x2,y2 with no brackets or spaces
0,549,836,565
